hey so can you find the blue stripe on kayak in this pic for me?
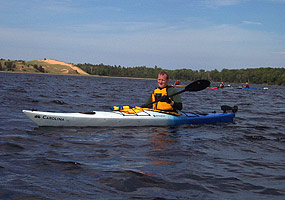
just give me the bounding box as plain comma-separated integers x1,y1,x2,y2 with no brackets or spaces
242,88,268,90
167,112,235,125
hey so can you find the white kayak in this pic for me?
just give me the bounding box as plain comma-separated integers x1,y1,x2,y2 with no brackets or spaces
22,108,236,127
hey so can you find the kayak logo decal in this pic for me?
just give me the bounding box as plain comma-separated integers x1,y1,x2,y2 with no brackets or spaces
35,115,41,119
153,115,166,117
42,115,65,121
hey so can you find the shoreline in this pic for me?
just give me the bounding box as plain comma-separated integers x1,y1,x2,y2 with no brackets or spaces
0,71,276,86
0,70,157,80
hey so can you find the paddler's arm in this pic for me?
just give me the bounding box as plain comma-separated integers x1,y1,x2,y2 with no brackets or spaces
168,86,183,111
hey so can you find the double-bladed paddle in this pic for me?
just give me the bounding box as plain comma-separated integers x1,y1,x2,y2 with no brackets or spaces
143,79,210,107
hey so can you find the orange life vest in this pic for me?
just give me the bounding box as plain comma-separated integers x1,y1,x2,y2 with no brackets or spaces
152,87,173,110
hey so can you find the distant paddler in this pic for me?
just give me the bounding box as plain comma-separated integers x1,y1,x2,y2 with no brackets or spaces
244,82,250,88
172,80,186,87
174,80,181,85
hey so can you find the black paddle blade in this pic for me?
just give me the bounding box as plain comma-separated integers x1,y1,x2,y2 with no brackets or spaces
185,80,211,91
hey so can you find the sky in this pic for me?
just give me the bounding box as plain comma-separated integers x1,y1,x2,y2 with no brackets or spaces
0,0,284,70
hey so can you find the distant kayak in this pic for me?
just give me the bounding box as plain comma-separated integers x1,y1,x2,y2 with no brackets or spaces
207,86,268,91
238,87,269,91
175,84,186,87
172,84,186,87
207,86,218,89
207,86,234,89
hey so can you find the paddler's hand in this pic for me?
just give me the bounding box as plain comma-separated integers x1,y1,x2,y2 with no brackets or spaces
159,96,172,104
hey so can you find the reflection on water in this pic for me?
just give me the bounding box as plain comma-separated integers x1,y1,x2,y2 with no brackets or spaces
149,128,177,166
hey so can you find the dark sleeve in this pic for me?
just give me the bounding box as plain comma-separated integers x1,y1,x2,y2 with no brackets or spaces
173,102,182,111
167,86,183,111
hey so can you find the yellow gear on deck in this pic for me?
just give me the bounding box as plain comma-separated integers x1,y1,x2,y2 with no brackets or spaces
115,106,144,114
152,87,173,111
110,105,180,116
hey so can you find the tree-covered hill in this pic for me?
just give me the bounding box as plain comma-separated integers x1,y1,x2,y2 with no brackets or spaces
1,58,284,85
76,63,285,85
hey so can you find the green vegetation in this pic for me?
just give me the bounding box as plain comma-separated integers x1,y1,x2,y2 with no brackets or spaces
1,58,284,85
0,59,46,73
77,63,285,85
0,59,78,74
33,64,46,73
77,63,162,78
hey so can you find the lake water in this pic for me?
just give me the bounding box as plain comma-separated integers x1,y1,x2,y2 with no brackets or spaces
0,72,284,199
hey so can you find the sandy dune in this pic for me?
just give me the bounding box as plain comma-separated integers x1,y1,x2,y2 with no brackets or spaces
41,59,89,75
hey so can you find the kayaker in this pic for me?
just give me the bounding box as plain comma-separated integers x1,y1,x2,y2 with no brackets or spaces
245,82,250,88
142,71,182,111
174,80,181,85
219,82,224,88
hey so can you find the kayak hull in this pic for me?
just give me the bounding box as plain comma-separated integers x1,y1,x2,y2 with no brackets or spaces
174,85,186,87
207,86,235,89
241,87,268,90
208,86,268,90
23,110,235,127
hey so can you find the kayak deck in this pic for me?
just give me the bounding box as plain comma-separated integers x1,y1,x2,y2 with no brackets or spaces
23,109,236,127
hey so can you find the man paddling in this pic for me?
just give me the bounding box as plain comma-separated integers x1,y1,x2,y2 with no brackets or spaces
142,71,182,112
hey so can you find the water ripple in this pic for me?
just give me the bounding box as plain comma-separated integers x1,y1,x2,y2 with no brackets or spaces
0,72,284,199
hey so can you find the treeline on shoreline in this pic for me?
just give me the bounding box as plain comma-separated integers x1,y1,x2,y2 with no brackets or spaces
76,63,285,85
1,59,284,85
